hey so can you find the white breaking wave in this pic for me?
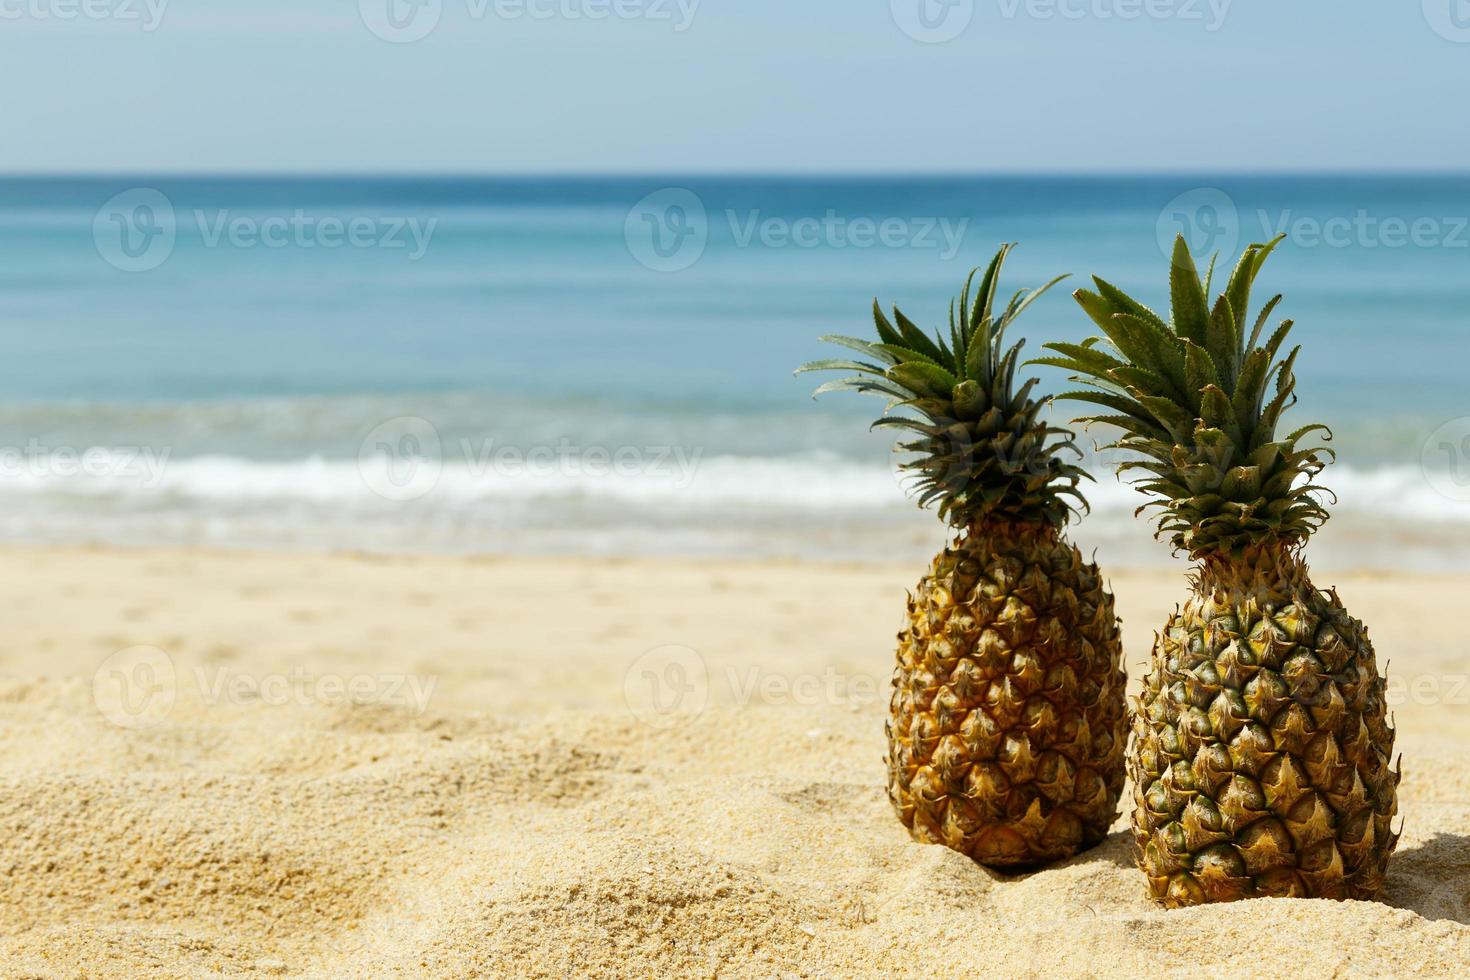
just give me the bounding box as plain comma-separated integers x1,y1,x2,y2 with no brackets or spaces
0,450,1465,567
0,450,1463,518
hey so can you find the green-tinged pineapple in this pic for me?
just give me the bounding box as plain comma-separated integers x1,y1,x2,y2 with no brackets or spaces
1041,234,1400,906
797,245,1127,868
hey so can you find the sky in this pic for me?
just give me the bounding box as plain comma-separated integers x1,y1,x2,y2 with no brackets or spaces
0,0,1466,174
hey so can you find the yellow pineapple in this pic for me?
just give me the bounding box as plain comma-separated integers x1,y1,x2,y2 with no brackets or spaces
1042,235,1400,905
799,246,1127,867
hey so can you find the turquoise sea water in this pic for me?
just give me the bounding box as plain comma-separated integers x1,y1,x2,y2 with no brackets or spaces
1,175,1467,567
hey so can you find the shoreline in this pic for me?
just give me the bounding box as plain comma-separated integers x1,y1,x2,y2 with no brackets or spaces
0,539,1466,574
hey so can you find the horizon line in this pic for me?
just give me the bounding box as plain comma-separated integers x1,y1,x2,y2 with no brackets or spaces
1,169,1469,181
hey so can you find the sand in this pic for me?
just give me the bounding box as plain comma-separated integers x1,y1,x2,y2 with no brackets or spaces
0,546,1467,978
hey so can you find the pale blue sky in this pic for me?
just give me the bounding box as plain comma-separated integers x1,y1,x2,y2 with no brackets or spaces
1,0,1465,173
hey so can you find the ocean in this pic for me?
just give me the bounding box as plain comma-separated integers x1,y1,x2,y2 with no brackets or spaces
1,175,1467,569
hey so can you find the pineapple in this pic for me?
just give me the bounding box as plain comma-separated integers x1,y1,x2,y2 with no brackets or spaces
797,245,1127,868
1040,234,1400,906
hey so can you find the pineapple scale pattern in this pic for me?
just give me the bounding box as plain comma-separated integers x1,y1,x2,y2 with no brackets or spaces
886,526,1128,867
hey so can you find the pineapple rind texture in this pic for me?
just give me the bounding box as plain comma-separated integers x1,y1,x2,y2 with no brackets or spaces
887,524,1127,868
1130,547,1400,907
1046,236,1403,904
797,248,1126,868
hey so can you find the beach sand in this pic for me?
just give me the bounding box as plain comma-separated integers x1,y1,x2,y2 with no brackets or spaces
1,546,1467,977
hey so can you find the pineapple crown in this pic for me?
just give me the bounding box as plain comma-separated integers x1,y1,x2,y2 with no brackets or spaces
1038,234,1334,560
796,244,1087,529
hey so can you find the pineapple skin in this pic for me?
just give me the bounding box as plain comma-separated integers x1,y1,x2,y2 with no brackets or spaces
886,523,1127,868
1131,546,1400,907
